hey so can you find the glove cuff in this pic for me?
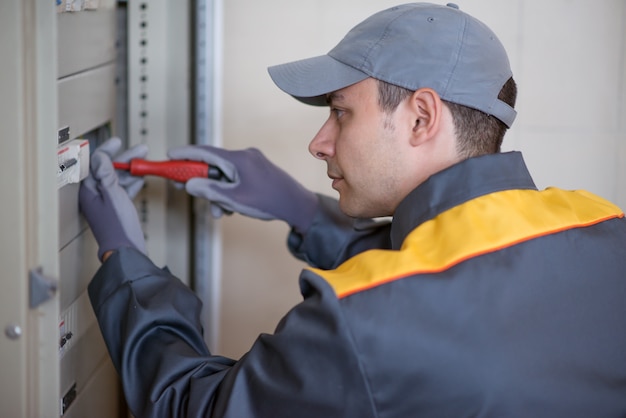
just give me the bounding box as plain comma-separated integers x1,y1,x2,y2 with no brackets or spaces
287,190,319,234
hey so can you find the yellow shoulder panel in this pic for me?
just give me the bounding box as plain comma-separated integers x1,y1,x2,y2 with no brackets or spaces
307,188,623,299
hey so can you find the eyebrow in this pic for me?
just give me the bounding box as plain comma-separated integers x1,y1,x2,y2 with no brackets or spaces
326,92,345,105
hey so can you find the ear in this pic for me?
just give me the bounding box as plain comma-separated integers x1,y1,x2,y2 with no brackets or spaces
408,88,442,146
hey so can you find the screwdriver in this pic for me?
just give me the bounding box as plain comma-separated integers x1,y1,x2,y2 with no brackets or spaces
113,159,224,182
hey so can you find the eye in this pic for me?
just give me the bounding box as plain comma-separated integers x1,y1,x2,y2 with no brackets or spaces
330,107,345,119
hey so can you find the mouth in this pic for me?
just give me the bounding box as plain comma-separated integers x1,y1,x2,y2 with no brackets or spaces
328,173,343,190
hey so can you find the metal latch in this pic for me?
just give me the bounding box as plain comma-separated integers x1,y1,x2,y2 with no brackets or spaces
29,267,58,308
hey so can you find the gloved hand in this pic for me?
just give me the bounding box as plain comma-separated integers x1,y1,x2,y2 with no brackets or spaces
98,137,149,199
79,146,146,261
167,145,319,234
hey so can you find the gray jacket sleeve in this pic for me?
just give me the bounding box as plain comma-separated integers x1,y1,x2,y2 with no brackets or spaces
288,194,392,269
88,247,376,418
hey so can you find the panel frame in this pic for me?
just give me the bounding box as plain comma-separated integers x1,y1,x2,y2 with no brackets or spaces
0,0,60,416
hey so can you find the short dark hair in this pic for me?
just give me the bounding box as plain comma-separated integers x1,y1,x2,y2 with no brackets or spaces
377,77,517,158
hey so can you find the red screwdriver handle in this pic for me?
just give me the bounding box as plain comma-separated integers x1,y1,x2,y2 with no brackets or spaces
114,159,222,182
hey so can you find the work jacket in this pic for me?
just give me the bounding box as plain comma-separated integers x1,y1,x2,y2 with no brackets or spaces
89,151,626,417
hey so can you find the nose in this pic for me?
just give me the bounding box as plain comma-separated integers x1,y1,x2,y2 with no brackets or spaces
309,116,336,160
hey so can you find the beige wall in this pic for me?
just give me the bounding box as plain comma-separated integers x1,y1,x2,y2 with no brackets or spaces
218,0,626,358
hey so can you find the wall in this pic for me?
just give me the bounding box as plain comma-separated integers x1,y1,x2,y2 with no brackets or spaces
218,0,626,358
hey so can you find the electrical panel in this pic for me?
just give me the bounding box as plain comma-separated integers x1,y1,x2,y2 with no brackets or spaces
57,1,196,416
56,2,124,416
0,1,195,415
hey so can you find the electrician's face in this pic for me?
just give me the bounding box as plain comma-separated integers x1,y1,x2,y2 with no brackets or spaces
309,78,412,218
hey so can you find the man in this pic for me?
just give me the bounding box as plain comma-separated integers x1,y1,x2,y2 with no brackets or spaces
80,3,626,417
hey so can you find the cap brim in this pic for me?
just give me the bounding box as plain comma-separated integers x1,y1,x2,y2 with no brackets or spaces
268,55,369,106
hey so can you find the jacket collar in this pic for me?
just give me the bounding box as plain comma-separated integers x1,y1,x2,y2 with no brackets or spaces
390,152,537,250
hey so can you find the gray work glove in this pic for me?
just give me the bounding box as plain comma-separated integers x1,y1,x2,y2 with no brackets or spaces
98,137,148,199
167,145,318,234
79,146,146,261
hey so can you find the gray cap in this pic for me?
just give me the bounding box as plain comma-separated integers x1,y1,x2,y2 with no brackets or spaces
268,3,516,128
